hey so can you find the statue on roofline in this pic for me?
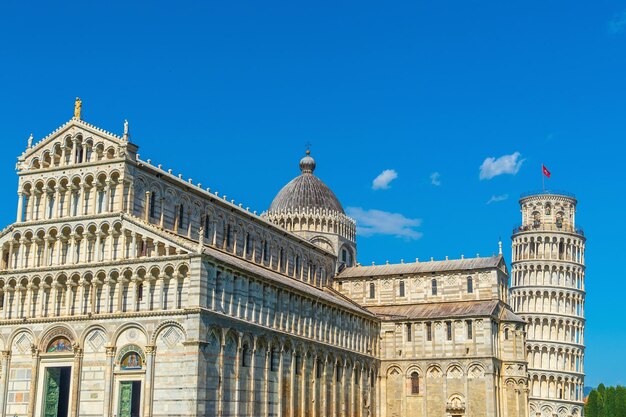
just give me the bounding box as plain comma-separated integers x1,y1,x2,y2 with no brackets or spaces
74,97,82,119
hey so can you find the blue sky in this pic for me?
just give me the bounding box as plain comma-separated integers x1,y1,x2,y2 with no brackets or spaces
1,1,625,386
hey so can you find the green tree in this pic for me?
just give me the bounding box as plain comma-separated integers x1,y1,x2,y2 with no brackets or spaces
585,384,626,417
615,386,626,417
586,390,601,417
606,386,617,417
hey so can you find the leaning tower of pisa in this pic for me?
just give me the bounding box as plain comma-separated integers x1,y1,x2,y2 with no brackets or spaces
510,192,586,417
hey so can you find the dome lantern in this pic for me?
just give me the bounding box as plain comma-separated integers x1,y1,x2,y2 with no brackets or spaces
299,150,316,174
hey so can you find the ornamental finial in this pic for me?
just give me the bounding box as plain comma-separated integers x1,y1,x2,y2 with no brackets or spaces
74,97,82,119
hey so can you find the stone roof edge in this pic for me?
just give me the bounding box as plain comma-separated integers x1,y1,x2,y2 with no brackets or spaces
199,245,378,320
497,301,527,324
337,254,504,278
122,213,369,318
323,286,378,317
133,158,336,260
371,299,501,321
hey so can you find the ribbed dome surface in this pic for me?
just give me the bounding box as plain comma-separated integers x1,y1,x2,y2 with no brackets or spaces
268,152,345,214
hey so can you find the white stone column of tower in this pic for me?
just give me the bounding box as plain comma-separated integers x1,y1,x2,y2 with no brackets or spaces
510,192,586,417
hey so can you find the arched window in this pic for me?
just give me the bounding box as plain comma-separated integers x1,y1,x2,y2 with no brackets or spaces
295,354,302,375
467,276,473,293
149,192,157,218
369,283,376,299
340,247,353,267
178,204,185,229
410,371,419,394
504,328,509,340
263,241,269,262
399,281,405,297
316,359,323,378
203,214,211,238
270,348,279,372
431,279,438,296
241,345,250,367
532,211,541,228
556,212,564,228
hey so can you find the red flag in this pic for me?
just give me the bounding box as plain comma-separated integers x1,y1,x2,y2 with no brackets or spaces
542,164,551,178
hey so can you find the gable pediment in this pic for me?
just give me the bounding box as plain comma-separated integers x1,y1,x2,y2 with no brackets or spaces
17,118,136,172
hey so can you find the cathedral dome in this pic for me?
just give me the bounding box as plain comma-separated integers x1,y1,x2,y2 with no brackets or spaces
268,151,345,214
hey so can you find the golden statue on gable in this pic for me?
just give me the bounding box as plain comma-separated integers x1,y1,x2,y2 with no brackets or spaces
74,97,82,119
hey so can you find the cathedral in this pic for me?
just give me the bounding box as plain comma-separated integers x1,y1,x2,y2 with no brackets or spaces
0,101,585,417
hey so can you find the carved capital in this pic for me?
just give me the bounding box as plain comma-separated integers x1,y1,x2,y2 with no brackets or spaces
74,347,84,358
105,346,116,357
145,344,157,355
30,344,40,358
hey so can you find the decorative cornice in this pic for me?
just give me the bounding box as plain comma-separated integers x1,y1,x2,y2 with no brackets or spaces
0,307,200,326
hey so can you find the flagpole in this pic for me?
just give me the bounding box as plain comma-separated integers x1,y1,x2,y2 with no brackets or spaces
542,164,545,192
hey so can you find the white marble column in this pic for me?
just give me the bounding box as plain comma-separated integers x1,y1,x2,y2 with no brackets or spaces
16,192,24,222
249,343,257,417
156,274,165,310
65,284,72,316
0,351,9,417
70,347,83,417
103,346,116,417
233,337,242,417
143,345,157,417
217,340,225,417
26,347,39,417
25,284,33,318
264,348,271,417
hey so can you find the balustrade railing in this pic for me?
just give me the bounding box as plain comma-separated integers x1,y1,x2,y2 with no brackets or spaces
513,223,584,236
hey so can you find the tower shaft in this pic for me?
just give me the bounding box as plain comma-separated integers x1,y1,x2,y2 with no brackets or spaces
510,192,585,417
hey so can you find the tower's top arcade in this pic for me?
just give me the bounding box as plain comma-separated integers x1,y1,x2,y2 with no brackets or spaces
514,191,582,236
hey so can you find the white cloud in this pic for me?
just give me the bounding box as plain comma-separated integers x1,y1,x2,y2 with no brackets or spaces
346,207,423,240
486,194,509,204
372,169,398,190
609,10,626,34
430,172,441,186
479,152,525,180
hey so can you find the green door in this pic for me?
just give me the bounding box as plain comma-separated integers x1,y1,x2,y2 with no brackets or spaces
43,368,61,417
118,381,134,417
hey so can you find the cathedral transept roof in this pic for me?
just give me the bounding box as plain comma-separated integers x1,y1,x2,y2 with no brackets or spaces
337,255,505,278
